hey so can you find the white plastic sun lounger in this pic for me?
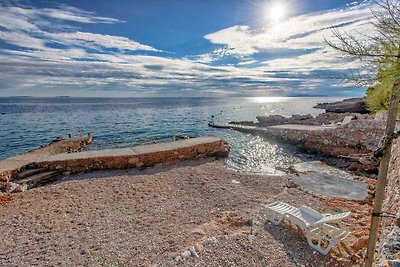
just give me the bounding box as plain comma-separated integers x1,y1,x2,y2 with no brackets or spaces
264,201,350,255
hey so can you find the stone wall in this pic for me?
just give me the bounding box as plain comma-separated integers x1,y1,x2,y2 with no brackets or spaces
35,138,229,174
376,139,400,266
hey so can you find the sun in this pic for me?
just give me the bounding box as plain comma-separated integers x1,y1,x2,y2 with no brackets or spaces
270,4,285,22
267,2,287,24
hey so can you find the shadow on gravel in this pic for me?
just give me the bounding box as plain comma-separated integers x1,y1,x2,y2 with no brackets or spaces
263,222,347,266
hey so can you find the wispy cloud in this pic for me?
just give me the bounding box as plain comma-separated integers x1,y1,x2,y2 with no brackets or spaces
6,5,123,25
45,32,159,52
0,4,156,52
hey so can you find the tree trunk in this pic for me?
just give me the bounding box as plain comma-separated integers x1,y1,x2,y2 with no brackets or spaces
365,76,400,267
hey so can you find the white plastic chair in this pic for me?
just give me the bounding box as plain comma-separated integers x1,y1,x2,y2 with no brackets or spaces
264,201,350,255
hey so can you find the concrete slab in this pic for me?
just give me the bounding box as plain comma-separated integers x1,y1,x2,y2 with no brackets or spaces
38,137,222,162
293,172,369,200
292,161,354,180
269,124,328,131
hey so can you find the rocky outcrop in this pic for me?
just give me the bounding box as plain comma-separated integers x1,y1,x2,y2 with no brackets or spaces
255,112,363,126
314,97,368,114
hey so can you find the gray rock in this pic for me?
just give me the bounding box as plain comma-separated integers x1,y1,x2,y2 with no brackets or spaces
167,252,177,259
181,250,191,259
12,184,27,193
5,182,18,193
286,178,297,188
189,246,199,258
204,236,218,245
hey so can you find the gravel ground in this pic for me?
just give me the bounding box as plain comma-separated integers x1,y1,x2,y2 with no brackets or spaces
0,159,368,266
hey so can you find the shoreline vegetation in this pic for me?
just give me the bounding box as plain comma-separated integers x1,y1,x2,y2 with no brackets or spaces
0,97,398,266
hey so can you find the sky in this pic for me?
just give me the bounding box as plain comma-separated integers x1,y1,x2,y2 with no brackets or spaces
0,0,377,97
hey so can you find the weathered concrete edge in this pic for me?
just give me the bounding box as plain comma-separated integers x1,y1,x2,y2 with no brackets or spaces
35,137,229,174
0,135,92,185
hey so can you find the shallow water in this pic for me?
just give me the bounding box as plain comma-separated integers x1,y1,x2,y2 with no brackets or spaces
0,97,342,174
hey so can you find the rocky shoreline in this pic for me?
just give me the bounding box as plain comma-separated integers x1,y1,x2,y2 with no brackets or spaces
314,97,368,114
221,98,389,177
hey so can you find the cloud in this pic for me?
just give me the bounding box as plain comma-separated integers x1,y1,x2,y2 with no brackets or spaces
0,31,45,49
0,1,375,96
45,32,159,52
6,5,123,25
204,1,376,58
0,4,159,53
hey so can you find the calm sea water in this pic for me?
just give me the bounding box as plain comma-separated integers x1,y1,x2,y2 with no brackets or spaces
0,97,342,174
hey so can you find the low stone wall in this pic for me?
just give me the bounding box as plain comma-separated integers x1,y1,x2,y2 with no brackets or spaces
376,139,400,266
34,137,229,174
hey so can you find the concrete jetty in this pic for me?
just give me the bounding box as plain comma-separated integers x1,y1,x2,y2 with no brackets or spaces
36,137,228,173
1,136,228,192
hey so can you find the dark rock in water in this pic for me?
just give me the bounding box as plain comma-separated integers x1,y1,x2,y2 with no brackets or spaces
173,135,191,141
51,137,64,143
314,97,368,114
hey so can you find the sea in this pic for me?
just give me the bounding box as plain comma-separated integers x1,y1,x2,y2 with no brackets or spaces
0,97,343,175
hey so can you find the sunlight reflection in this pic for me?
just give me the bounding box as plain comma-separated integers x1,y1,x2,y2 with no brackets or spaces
248,96,291,103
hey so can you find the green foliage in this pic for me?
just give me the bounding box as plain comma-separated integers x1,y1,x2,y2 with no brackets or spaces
365,43,400,117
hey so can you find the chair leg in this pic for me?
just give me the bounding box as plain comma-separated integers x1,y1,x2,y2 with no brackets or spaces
306,230,338,255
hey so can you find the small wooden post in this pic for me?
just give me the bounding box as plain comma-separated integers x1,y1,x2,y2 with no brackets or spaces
365,78,400,267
